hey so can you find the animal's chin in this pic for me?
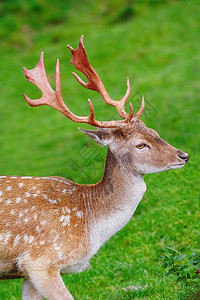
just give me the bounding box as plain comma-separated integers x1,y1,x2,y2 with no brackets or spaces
168,163,186,170
135,162,186,175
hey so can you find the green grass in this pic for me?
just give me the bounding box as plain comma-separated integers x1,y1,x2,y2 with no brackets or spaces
0,0,199,299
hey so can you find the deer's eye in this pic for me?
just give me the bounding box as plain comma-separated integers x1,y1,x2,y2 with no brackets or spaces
136,143,146,149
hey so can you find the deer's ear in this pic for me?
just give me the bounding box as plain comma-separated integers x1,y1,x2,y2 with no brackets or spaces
78,128,112,146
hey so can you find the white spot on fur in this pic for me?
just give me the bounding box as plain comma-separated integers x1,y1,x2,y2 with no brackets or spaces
72,207,77,211
57,250,63,260
24,235,29,243
6,199,12,205
24,217,29,223
35,225,42,233
39,241,45,245
0,233,10,243
53,234,59,242
10,209,15,215
19,212,23,218
14,234,21,246
24,235,34,244
4,233,11,244
62,188,67,194
48,199,57,204
39,177,71,185
60,215,70,226
62,207,71,214
76,211,83,218
0,198,3,203
65,181,71,185
54,244,60,251
69,189,72,195
29,236,34,243
40,220,46,225
16,197,22,203
25,191,31,197
19,183,24,188
33,214,38,220
0,191,3,196
6,186,12,191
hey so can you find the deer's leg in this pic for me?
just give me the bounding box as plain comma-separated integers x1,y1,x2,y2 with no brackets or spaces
26,267,74,300
22,279,43,300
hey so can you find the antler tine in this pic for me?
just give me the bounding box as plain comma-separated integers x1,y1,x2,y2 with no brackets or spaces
132,96,145,120
67,35,131,119
23,51,98,125
23,52,52,107
125,102,134,122
23,52,65,111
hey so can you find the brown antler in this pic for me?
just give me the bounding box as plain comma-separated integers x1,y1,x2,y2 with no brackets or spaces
23,36,144,127
23,52,101,126
67,35,132,119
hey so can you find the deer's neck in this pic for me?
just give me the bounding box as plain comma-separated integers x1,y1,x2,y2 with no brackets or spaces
88,148,146,254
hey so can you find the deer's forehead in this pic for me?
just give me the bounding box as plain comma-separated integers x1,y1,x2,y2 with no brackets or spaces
111,121,160,143
124,123,164,145
129,121,159,138
134,128,159,139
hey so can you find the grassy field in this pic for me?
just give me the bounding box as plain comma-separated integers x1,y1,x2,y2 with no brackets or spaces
0,0,199,299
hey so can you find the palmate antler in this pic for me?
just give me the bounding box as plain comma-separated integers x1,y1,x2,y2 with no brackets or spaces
23,36,145,127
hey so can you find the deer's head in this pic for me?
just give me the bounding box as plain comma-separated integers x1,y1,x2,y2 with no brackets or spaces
23,36,189,175
81,120,189,175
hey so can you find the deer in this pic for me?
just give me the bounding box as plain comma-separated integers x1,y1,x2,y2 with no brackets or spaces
0,36,189,300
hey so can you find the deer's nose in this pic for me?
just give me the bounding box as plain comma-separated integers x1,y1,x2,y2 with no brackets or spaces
178,151,189,162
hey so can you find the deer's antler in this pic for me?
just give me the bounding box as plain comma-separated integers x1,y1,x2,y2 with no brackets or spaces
67,35,132,119
23,52,102,126
23,36,144,127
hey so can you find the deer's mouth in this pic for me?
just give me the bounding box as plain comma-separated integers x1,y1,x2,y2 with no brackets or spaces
169,163,186,170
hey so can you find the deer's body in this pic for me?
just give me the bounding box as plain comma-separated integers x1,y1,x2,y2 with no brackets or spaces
0,147,146,278
0,37,189,299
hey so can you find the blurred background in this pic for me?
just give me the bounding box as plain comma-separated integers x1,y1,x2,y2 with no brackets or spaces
0,0,199,299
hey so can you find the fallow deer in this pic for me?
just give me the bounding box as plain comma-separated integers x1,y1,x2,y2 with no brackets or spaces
0,36,189,300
